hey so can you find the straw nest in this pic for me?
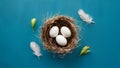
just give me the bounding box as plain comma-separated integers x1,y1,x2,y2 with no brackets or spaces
41,15,78,54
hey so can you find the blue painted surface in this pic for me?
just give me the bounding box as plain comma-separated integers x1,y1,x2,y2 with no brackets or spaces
0,0,120,68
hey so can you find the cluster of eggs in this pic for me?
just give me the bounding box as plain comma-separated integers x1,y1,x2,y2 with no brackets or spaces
49,26,71,46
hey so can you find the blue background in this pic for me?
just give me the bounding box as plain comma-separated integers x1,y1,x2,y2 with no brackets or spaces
0,0,120,68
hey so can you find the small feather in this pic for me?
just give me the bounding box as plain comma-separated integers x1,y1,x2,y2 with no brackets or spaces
78,9,95,24
30,41,42,58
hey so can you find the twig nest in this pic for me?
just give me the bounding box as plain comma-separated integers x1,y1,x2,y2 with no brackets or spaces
41,15,78,54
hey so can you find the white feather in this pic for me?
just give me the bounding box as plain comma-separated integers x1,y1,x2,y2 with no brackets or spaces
78,9,95,24
30,41,42,58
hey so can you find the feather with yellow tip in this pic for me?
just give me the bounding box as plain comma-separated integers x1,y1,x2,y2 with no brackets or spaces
80,46,91,56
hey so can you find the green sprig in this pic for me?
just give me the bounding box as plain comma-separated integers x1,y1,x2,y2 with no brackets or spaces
80,46,91,56
31,18,36,32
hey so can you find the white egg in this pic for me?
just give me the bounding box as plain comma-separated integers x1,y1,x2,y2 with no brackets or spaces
49,26,59,37
56,35,67,46
61,26,71,38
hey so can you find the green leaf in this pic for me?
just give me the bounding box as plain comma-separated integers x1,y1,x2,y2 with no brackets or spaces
31,18,36,32
80,46,91,56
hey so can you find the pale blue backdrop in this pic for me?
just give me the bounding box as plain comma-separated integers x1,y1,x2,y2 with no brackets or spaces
0,0,120,68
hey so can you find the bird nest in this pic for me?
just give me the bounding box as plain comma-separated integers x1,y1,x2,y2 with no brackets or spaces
41,15,78,54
